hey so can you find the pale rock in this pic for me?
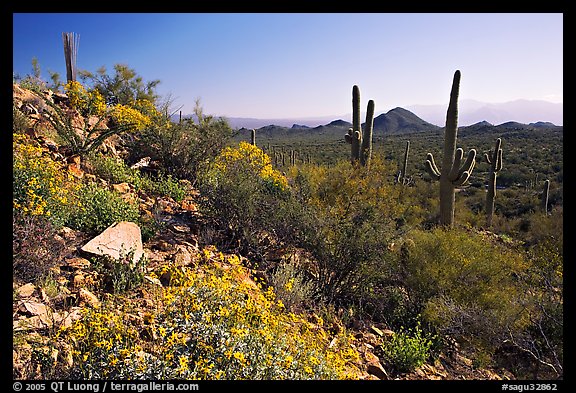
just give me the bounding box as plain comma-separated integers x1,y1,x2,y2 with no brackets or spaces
113,182,131,194
16,283,36,298
19,301,48,317
66,257,91,270
81,221,144,264
79,288,101,308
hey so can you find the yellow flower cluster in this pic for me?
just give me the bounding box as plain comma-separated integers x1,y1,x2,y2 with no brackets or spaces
60,246,361,379
213,141,288,191
64,81,106,116
110,104,151,131
134,99,169,128
13,133,77,218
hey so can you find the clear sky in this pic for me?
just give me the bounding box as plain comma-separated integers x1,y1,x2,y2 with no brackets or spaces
13,13,563,119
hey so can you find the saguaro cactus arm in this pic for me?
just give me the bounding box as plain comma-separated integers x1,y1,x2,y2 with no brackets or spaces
425,153,441,180
484,138,503,172
452,149,477,184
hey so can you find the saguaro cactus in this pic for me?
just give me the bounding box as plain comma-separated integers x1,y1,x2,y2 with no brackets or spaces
62,32,79,83
424,70,477,227
345,85,375,167
541,179,550,215
345,85,362,163
400,140,410,185
251,129,256,146
360,99,375,167
484,138,503,226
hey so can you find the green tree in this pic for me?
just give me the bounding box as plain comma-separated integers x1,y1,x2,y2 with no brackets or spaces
79,63,161,106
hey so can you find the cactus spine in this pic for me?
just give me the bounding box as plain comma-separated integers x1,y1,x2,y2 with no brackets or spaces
424,70,477,227
345,85,374,167
251,129,256,146
484,138,503,226
541,179,550,215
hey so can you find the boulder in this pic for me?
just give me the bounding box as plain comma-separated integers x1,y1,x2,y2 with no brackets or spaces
81,221,145,264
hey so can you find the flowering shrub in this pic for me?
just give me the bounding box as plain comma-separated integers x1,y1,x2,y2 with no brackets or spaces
110,104,151,131
60,248,361,379
210,141,288,193
65,81,106,116
13,133,77,225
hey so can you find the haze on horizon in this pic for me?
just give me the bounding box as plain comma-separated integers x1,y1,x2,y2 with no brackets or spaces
13,13,563,123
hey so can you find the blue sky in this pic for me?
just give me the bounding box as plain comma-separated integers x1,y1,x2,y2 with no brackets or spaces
13,13,563,119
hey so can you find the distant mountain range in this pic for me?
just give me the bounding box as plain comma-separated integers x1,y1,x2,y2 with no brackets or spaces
232,106,561,138
182,99,561,129
406,99,563,127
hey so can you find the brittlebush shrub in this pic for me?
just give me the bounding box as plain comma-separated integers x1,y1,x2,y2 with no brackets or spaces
399,228,530,358
286,158,402,306
13,133,79,227
59,249,361,379
198,141,291,255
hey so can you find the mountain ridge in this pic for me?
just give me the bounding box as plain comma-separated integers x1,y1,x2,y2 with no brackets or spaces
235,106,561,138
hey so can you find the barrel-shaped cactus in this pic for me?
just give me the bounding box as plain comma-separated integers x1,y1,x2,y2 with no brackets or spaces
424,70,477,227
484,138,503,226
345,85,374,167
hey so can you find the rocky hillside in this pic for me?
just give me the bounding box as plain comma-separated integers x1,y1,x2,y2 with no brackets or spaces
12,82,514,381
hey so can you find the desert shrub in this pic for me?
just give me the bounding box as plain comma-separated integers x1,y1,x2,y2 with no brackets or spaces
498,237,563,378
12,211,66,282
13,133,79,227
92,251,148,294
198,141,291,257
86,153,187,202
59,250,361,379
400,227,530,359
66,182,139,235
269,261,318,313
13,103,30,133
129,101,233,182
380,321,436,373
286,158,401,306
79,63,160,107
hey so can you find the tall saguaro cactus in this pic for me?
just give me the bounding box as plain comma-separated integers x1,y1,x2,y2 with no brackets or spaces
484,138,503,226
345,85,374,167
541,179,550,215
360,99,375,167
400,140,410,185
62,32,79,83
424,70,477,227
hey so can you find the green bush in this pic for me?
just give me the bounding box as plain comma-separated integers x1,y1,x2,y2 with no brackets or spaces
380,322,435,373
92,251,148,294
129,101,233,182
400,227,530,358
67,182,140,235
86,153,187,202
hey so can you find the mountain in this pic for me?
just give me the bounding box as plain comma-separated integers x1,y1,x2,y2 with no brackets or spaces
371,107,440,134
407,99,563,127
